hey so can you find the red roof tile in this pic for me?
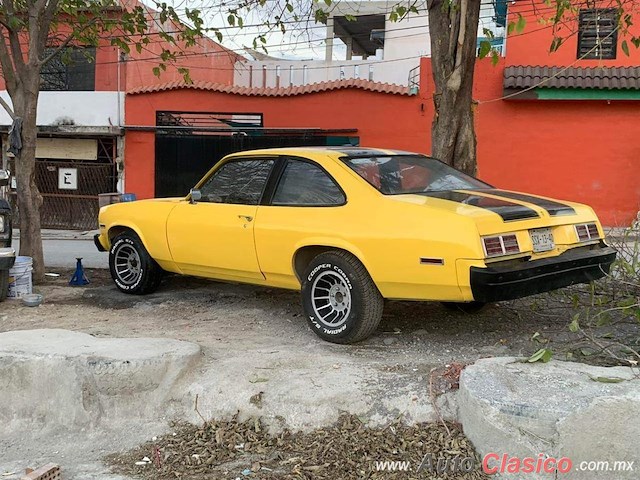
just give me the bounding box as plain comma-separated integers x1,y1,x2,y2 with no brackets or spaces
127,79,412,96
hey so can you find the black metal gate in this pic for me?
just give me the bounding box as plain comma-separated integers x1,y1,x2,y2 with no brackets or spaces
153,111,358,198
155,133,334,198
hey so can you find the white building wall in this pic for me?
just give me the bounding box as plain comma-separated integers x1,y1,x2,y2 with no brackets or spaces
0,91,124,127
234,57,420,88
234,0,501,89
383,15,430,61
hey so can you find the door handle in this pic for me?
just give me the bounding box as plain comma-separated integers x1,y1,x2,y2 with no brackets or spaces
238,215,253,222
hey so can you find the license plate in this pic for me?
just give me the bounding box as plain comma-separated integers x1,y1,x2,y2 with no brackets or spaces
530,228,555,253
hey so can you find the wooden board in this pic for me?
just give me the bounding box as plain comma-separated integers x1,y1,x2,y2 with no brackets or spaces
36,138,98,161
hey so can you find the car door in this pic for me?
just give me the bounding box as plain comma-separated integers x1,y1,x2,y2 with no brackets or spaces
254,157,348,288
166,157,275,280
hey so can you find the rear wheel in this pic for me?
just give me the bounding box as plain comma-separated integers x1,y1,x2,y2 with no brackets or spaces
109,232,163,295
301,251,383,344
441,301,487,314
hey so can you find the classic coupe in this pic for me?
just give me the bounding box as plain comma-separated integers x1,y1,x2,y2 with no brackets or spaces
95,147,616,343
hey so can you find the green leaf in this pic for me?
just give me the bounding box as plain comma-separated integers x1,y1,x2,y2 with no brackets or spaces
478,40,491,59
528,348,553,363
491,50,500,66
622,40,630,57
152,66,161,77
589,376,625,384
482,28,494,40
550,37,563,53
568,315,580,333
516,13,526,33
227,14,235,26
324,0,331,6
389,11,398,22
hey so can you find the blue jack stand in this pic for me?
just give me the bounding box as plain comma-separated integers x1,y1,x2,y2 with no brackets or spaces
69,257,89,286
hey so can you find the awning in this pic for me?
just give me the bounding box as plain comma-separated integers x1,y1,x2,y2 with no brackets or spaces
503,65,640,100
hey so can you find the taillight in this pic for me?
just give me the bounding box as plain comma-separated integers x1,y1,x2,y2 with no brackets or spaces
482,234,520,258
575,223,599,242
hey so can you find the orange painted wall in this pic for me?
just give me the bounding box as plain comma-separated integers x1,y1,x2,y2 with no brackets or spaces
471,60,640,227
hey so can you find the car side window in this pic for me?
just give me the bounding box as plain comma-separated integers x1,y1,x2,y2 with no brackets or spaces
272,160,346,206
199,159,274,205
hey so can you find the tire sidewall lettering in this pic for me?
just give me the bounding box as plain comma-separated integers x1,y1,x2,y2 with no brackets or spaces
306,261,356,337
110,237,144,291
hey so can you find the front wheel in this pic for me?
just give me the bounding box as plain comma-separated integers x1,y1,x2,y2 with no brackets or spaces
109,232,163,295
301,251,383,344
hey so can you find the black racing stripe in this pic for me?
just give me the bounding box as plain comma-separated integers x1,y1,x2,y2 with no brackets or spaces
485,190,576,216
421,191,540,221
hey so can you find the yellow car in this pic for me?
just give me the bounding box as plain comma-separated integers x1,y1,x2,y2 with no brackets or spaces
95,147,616,343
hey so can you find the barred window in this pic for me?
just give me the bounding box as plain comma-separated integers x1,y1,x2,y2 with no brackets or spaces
578,9,618,60
40,47,96,91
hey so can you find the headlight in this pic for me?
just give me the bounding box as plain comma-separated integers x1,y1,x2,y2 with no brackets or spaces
0,215,5,233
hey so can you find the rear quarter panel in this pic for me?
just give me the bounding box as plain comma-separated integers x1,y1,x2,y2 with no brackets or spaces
254,154,482,301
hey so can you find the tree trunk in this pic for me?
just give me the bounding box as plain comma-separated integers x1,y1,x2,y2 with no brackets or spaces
427,0,481,176
11,76,45,282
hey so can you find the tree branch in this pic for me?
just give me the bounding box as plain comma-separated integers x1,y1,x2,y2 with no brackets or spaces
39,0,61,53
38,15,100,66
455,0,468,69
3,0,26,71
0,28,17,93
0,95,15,119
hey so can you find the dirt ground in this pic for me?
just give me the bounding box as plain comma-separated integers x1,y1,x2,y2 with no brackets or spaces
2,268,637,479
1,268,632,366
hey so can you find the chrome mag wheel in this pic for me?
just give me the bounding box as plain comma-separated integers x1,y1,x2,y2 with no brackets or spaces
311,270,352,328
113,243,142,286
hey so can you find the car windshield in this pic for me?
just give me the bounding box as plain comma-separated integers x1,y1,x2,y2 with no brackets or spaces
342,155,492,195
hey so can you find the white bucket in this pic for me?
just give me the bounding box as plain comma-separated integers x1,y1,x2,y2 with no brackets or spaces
7,256,33,299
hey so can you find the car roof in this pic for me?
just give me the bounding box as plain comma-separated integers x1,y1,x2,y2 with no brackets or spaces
223,146,423,159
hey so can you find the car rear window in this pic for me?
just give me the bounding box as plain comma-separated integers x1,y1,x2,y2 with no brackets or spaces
342,155,491,195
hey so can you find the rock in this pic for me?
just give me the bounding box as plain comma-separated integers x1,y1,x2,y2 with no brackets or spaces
0,329,201,436
383,337,395,345
458,357,640,479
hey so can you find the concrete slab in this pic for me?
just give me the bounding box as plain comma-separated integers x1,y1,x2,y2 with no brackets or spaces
458,357,640,479
0,329,201,435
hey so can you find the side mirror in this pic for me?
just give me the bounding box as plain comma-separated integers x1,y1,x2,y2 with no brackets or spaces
189,188,202,204
0,170,9,187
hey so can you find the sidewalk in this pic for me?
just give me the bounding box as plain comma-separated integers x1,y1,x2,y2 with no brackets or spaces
13,229,99,241
13,229,107,269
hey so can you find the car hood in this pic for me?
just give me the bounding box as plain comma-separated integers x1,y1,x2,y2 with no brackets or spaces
389,189,596,233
